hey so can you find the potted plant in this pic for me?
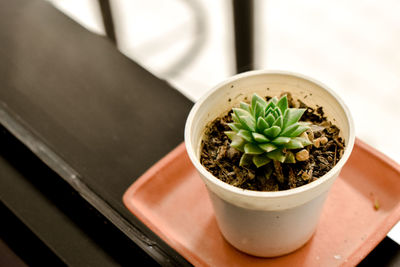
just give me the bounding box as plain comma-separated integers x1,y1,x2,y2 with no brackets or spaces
184,70,355,257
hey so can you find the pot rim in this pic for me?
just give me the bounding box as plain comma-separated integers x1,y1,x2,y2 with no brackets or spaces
185,70,355,199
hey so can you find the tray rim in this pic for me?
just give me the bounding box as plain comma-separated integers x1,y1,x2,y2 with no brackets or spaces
344,139,400,265
123,138,400,266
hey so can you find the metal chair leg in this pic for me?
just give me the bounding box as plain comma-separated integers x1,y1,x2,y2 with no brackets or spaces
98,0,117,44
232,0,254,73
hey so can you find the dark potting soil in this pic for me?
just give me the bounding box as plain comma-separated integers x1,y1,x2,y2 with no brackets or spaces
200,94,346,191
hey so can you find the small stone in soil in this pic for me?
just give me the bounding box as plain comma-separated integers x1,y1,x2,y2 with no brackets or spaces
296,149,309,161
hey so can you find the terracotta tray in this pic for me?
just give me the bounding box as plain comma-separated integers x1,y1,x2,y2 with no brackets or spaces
123,139,400,266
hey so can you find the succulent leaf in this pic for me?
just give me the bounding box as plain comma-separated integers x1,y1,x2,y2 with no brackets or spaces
240,102,251,113
233,107,251,118
295,137,312,146
256,117,269,132
252,132,269,143
238,129,253,142
258,143,277,152
225,94,313,168
240,116,256,131
283,108,306,128
284,151,296,163
267,149,286,163
276,95,288,113
231,113,241,123
239,154,252,167
251,94,267,111
265,101,275,114
228,122,242,132
283,137,311,149
230,135,245,152
280,123,300,136
233,108,255,131
284,138,304,149
271,136,291,145
253,154,271,168
290,125,309,137
224,131,236,140
263,126,281,138
272,116,283,129
265,113,275,126
274,107,282,118
244,143,264,155
254,102,265,118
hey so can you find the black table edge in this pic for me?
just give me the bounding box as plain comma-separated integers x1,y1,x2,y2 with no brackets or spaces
0,103,186,266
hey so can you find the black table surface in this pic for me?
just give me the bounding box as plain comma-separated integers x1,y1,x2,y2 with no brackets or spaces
0,0,398,266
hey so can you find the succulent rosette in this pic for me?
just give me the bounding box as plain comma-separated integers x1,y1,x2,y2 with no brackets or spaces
225,94,312,167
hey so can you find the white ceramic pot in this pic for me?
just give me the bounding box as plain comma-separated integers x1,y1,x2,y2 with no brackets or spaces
185,70,355,257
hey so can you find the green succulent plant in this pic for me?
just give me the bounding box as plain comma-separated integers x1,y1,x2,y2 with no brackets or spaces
225,94,312,167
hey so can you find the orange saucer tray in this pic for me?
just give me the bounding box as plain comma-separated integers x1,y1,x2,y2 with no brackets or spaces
123,139,400,266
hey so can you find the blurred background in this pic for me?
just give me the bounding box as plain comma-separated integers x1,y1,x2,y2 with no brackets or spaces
46,0,399,241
